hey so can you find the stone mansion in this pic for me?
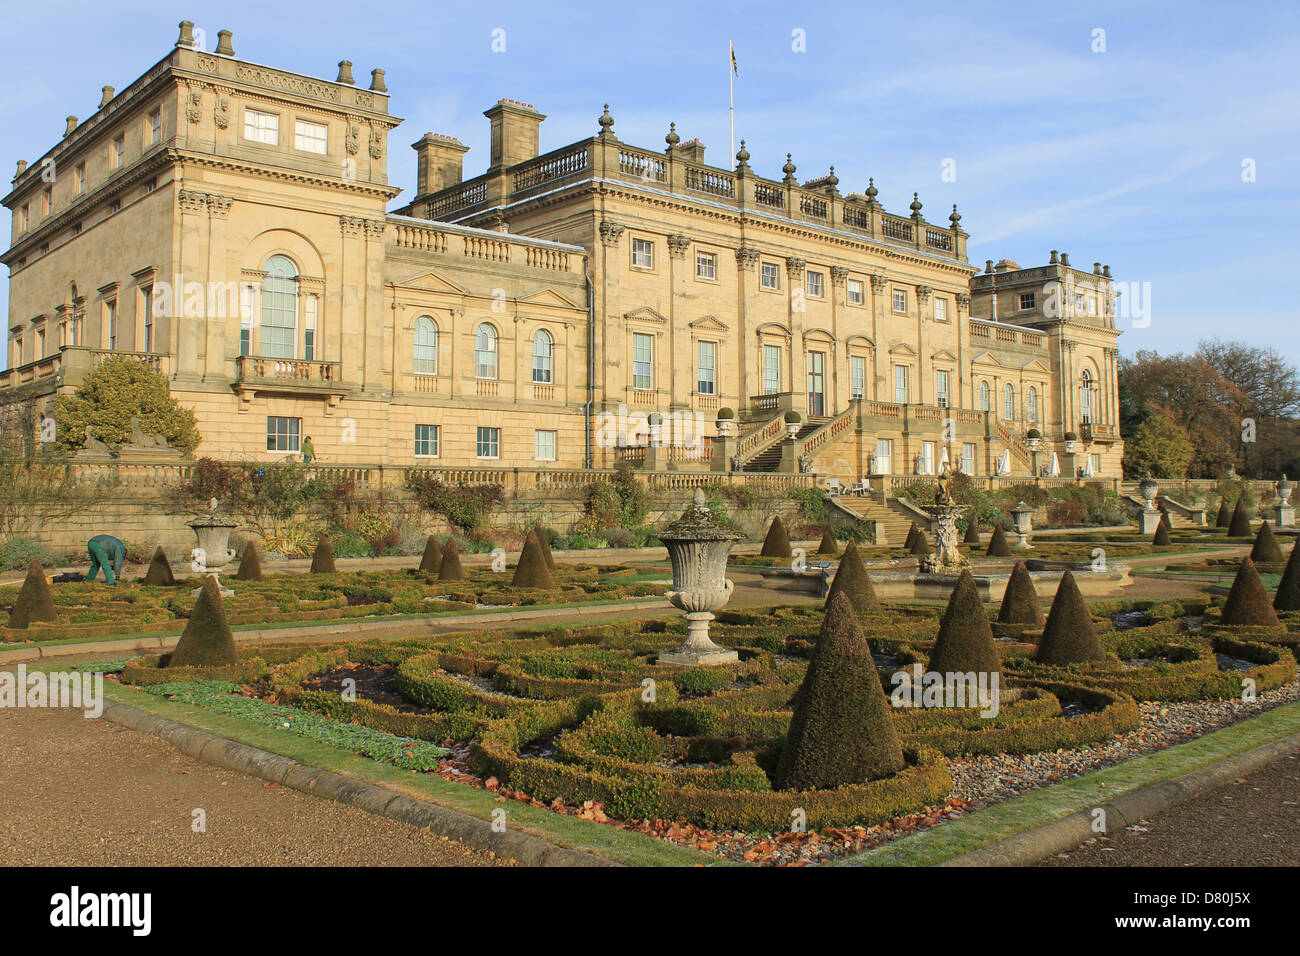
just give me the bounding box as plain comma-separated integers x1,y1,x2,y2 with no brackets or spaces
1,20,1123,484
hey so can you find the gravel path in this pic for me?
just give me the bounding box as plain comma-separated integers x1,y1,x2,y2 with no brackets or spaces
0,699,510,867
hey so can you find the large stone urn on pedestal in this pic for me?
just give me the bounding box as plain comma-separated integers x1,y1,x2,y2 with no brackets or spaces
1276,474,1295,528
657,489,744,666
920,465,969,574
1010,500,1035,550
1137,473,1161,535
188,498,238,595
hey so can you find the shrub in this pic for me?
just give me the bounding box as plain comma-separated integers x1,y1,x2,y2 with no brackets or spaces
784,410,802,424
8,560,58,628
928,570,1002,677
1036,571,1106,665
418,535,443,573
512,529,556,589
999,561,1045,627
234,540,263,581
816,526,837,555
1152,522,1172,547
52,356,200,455
717,407,735,420
167,575,238,667
987,525,1012,556
1221,557,1280,627
0,537,60,571
142,546,176,586
406,474,504,534
1228,499,1252,538
824,541,879,616
1251,521,1284,563
1274,541,1300,612
438,538,467,581
760,516,793,558
310,536,338,572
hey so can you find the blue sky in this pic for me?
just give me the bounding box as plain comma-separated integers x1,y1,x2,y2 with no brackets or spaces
4,0,1298,363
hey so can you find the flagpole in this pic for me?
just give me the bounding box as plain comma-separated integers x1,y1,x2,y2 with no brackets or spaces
729,40,735,163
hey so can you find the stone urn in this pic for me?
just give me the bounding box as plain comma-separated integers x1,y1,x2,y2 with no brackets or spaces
1278,474,1294,507
1137,473,1161,535
1010,500,1034,550
656,488,744,666
188,498,238,593
1276,474,1295,528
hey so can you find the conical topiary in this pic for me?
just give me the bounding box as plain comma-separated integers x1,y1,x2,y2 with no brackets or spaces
1215,497,1232,528
823,540,880,616
533,525,556,572
167,574,238,667
760,516,793,558
234,540,263,581
9,560,57,629
903,522,918,551
1228,499,1252,538
419,535,443,573
987,524,1012,557
143,546,176,586
816,526,838,555
998,560,1045,627
1221,556,1280,626
1152,522,1172,547
1036,570,1106,665
1273,543,1300,611
309,535,336,573
929,569,1002,677
1160,508,1173,531
438,538,467,581
512,529,556,589
1251,520,1284,563
963,520,981,545
909,529,930,555
774,592,905,791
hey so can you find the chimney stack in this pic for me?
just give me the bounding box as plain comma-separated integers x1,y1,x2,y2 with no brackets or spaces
215,30,235,56
369,69,387,93
100,86,115,109
484,100,545,169
64,116,78,138
412,133,470,197
177,20,196,48
336,60,355,85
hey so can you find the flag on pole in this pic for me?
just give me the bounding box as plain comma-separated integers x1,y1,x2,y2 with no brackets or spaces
730,41,738,76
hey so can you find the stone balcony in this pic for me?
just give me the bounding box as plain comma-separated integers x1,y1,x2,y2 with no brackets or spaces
0,346,171,397
233,354,350,410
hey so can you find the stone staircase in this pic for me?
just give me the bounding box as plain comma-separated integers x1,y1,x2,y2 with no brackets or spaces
1118,482,1202,528
832,494,919,546
743,420,825,472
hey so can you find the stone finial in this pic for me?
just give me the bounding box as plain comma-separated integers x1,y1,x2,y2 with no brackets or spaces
597,103,614,135
864,177,878,203
215,30,234,56
949,203,961,228
909,192,923,216
735,139,750,170
99,86,115,108
782,153,796,184
177,20,196,48
336,60,355,85
64,116,78,138
15,159,27,178
369,68,387,92
665,122,680,147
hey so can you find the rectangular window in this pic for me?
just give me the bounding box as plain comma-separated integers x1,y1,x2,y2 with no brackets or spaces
892,289,907,313
1089,452,1102,475
632,332,654,390
850,356,866,399
266,416,301,453
847,279,864,305
18,204,28,232
106,299,118,350
244,109,280,145
962,442,976,475
920,441,935,475
762,344,781,395
149,110,162,145
36,328,45,358
476,426,500,459
294,119,328,154
112,135,125,170
42,187,52,216
240,284,257,356
760,262,780,290
875,438,892,475
936,369,950,408
303,295,318,360
534,429,558,461
806,271,824,298
695,251,717,280
631,238,654,269
74,164,85,194
934,298,948,322
894,364,908,404
108,198,121,214
414,424,439,458
1019,292,1036,311
697,340,716,394
142,286,154,352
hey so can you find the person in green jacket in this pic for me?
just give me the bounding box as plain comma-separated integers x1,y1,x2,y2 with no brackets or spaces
86,534,126,585
302,436,316,465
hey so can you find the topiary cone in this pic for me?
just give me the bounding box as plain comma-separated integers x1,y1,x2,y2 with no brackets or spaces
1159,508,1172,531
309,535,336,573
903,522,918,551
998,560,1045,627
9,560,58,629
532,525,556,572
143,546,176,586
1273,542,1300,612
816,526,838,555
1251,520,1284,563
512,529,556,589
418,535,443,573
910,529,930,555
963,520,981,545
1215,497,1232,528
1035,570,1107,665
1152,522,1172,547
929,569,1002,677
775,592,905,791
438,538,467,581
986,524,1012,557
168,574,238,667
1221,556,1280,626
1227,499,1253,538
823,540,880,616
234,540,263,581
760,516,793,558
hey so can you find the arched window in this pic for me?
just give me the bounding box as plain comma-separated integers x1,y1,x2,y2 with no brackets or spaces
413,316,438,375
1081,369,1093,423
475,323,498,379
532,329,553,384
261,255,298,359
1027,386,1038,422
978,381,990,411
1004,383,1015,420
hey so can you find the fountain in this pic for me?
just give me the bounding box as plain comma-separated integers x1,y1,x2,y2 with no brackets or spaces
920,465,969,574
656,488,744,666
188,497,238,595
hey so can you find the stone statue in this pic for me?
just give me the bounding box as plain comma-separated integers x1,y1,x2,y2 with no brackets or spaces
798,453,815,474
731,453,744,473
936,463,955,506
